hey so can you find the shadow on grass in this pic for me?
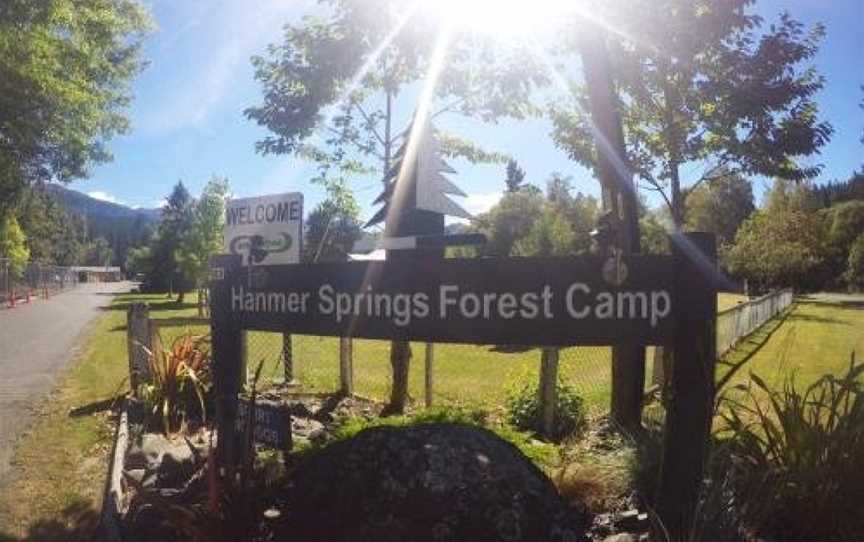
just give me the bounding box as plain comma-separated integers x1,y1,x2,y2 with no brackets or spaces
799,299,864,311
0,501,100,542
68,394,126,418
98,300,197,313
785,310,850,325
716,306,795,394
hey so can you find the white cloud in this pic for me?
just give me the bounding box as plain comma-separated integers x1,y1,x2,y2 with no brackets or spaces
462,191,502,215
87,191,123,205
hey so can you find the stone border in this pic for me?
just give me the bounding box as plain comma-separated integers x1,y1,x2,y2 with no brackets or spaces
101,396,129,542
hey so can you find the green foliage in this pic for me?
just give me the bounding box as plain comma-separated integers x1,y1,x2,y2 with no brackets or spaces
245,0,543,192
724,180,829,290
685,172,755,244
176,177,230,290
505,374,587,442
512,207,574,257
0,215,30,278
330,406,558,466
84,237,113,267
0,0,151,219
504,159,526,193
303,179,362,262
147,182,194,292
475,172,599,258
718,358,864,541
551,2,831,225
139,333,212,435
16,186,84,265
845,234,864,290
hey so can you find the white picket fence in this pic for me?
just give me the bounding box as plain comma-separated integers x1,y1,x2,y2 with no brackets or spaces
716,288,794,357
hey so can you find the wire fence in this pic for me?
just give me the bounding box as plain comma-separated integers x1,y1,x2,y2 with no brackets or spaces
0,258,80,304
144,289,793,423
716,288,794,357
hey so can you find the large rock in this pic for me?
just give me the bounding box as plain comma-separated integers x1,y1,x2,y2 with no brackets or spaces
280,423,587,541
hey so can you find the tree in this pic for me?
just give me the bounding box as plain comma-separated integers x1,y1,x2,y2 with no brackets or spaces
176,177,230,315
0,0,151,220
512,207,574,257
725,180,828,291
245,0,543,193
505,159,526,192
153,182,194,300
85,237,114,267
16,185,84,265
845,234,864,290
0,215,30,280
475,189,545,257
303,180,362,263
551,2,832,228
684,172,755,244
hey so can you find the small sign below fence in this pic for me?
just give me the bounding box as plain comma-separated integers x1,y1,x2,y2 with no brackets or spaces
235,398,292,451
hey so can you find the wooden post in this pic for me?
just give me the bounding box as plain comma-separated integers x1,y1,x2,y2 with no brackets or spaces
424,343,434,407
538,347,560,438
127,302,152,394
282,332,296,385
655,233,718,536
210,254,244,470
339,336,353,395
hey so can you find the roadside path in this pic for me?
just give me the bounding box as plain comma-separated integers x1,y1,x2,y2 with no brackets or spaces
0,282,131,482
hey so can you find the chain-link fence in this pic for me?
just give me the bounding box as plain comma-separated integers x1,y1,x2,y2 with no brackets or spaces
143,289,793,423
716,288,794,357
0,258,79,305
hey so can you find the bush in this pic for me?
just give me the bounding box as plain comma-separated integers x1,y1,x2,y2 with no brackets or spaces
505,375,586,442
139,332,212,434
716,357,864,541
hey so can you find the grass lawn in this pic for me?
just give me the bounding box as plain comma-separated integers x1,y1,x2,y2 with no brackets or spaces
719,296,864,392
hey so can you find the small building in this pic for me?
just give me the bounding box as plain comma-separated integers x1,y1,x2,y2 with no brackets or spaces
71,266,123,283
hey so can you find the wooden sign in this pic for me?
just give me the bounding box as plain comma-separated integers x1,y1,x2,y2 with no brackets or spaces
213,255,676,346
235,398,292,451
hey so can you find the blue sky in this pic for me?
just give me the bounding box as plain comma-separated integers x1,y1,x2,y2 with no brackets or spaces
74,0,863,222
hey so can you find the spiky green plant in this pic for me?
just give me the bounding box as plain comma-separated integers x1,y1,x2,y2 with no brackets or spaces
139,332,212,435
717,355,864,541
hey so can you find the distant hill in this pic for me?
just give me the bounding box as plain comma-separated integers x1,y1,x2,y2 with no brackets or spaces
45,184,160,266
45,184,161,222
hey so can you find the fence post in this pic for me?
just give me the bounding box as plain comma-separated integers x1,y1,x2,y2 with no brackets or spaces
127,303,152,394
538,347,559,438
282,332,296,385
656,232,718,537
241,330,249,387
339,337,353,395
425,343,434,407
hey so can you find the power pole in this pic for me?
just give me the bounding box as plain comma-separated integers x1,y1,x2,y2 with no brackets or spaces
579,23,645,433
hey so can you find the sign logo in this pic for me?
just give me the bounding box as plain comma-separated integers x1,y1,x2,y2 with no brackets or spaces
224,193,302,266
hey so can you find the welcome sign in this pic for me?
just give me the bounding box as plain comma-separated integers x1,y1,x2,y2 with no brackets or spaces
214,256,676,346
224,192,303,266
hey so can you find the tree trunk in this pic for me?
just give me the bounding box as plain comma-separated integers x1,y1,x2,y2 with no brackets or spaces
580,23,645,433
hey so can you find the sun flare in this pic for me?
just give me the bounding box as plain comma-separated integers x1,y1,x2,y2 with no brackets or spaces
430,0,578,35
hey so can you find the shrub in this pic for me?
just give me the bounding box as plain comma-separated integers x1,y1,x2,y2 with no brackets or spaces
139,332,212,434
717,357,864,541
505,375,586,442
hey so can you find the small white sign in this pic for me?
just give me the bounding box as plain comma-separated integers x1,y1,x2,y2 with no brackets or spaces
225,192,303,266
